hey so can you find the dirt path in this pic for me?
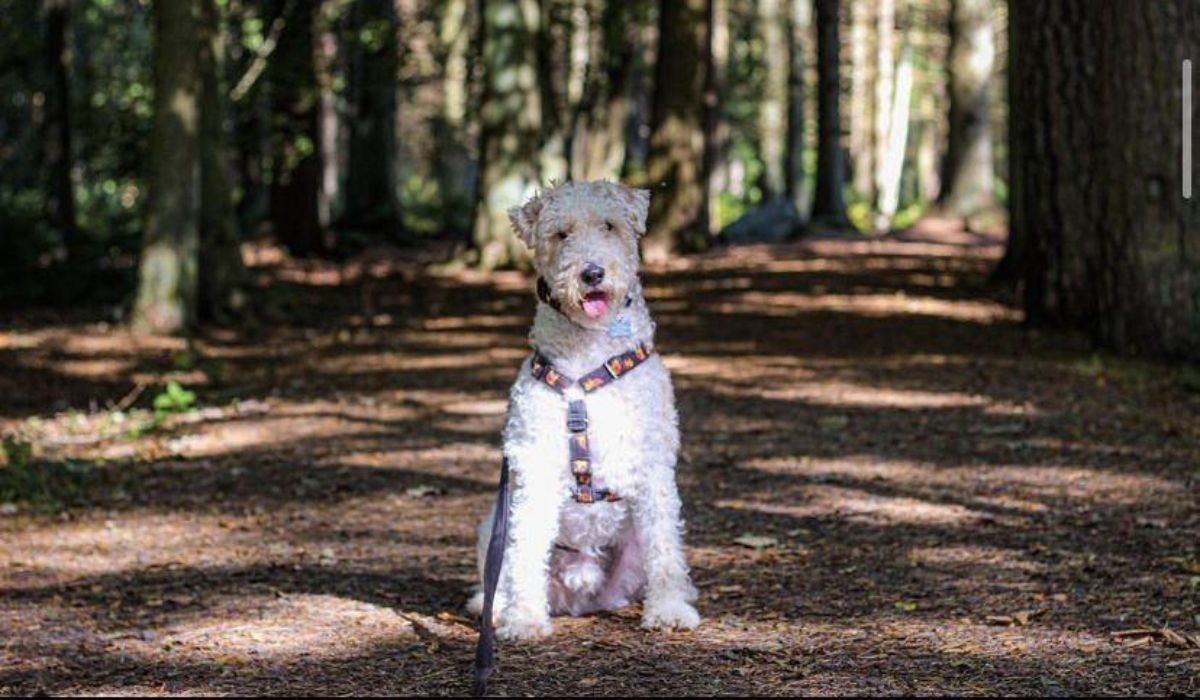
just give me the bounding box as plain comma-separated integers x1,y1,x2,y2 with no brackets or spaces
1,233,1198,695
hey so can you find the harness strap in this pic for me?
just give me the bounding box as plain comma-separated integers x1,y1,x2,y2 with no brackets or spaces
473,456,510,696
529,343,653,503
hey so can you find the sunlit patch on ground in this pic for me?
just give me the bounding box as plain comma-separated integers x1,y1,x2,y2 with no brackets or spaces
123,594,418,664
1,237,1197,694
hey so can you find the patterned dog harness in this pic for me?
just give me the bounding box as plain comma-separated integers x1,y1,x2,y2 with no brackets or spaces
530,343,654,503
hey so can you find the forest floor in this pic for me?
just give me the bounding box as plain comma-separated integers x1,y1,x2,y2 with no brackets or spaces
1,221,1198,696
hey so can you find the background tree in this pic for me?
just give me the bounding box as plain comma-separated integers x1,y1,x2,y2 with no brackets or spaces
937,0,994,218
198,0,247,322
1006,0,1199,358
43,0,78,260
472,0,543,270
342,0,401,237
571,0,644,182
809,0,851,228
131,0,201,334
757,0,788,204
784,0,810,216
643,0,709,260
701,0,729,237
267,0,326,257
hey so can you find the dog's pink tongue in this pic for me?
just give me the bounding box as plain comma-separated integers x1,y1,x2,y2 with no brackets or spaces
582,294,609,319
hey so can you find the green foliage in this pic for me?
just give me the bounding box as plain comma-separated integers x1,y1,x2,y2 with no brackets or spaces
0,437,93,511
152,382,197,419
399,174,447,237
1178,365,1200,393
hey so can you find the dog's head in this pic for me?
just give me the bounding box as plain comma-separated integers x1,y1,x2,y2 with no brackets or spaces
509,181,650,328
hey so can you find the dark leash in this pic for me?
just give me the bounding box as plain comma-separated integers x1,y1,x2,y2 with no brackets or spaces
473,456,509,696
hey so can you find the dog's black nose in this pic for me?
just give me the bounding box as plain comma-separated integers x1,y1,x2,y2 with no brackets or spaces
581,264,605,286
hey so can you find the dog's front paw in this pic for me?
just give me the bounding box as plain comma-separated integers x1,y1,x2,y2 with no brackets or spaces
641,598,701,631
497,616,553,641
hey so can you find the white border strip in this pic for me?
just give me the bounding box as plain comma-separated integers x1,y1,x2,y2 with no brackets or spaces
1185,60,1193,199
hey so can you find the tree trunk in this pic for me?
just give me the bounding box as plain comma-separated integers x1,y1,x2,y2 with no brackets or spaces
1008,0,1199,359
643,0,709,260
435,0,475,234
785,0,811,216
43,0,78,257
703,0,730,235
875,43,912,231
809,0,850,227
871,0,895,216
316,15,339,234
343,0,401,235
536,0,569,183
572,0,643,182
938,0,994,217
268,0,326,257
198,0,247,322
132,0,201,334
759,0,788,202
472,0,543,270
848,0,872,200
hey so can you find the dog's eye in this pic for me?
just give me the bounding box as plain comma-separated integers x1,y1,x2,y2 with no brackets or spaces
605,220,615,232
556,230,568,241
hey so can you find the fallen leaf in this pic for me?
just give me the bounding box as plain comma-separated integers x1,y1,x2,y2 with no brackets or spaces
733,534,778,549
406,485,445,498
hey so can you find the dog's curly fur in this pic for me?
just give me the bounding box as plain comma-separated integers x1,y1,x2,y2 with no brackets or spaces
467,181,700,640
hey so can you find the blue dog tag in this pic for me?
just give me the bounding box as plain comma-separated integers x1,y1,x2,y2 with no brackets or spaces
608,315,632,338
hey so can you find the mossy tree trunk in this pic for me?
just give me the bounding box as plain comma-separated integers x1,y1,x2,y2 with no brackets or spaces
132,0,201,334
198,0,247,323
643,0,709,260
785,0,811,216
472,0,543,270
571,0,644,182
758,0,789,203
937,0,994,217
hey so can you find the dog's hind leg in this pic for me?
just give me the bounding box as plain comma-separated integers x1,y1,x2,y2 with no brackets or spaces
467,505,505,623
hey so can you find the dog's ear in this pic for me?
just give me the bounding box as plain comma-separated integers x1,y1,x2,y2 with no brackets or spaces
616,185,651,237
508,193,543,247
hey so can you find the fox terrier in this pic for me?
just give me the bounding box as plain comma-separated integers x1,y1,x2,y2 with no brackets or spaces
468,181,700,641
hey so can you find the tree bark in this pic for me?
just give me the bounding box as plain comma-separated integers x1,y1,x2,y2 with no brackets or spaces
132,0,201,334
198,0,247,322
785,0,811,216
703,0,730,235
759,0,789,202
43,0,78,257
809,0,851,227
268,0,326,257
472,0,543,270
871,0,895,216
1007,0,1199,359
938,0,994,217
435,0,475,233
571,0,643,182
343,0,401,235
848,0,872,200
643,0,709,260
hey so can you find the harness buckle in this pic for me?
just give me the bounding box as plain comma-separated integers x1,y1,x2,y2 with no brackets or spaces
566,400,588,432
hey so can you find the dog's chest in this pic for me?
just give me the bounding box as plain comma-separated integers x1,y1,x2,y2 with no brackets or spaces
577,382,647,490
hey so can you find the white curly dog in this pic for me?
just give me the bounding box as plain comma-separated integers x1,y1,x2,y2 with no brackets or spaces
468,180,700,641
